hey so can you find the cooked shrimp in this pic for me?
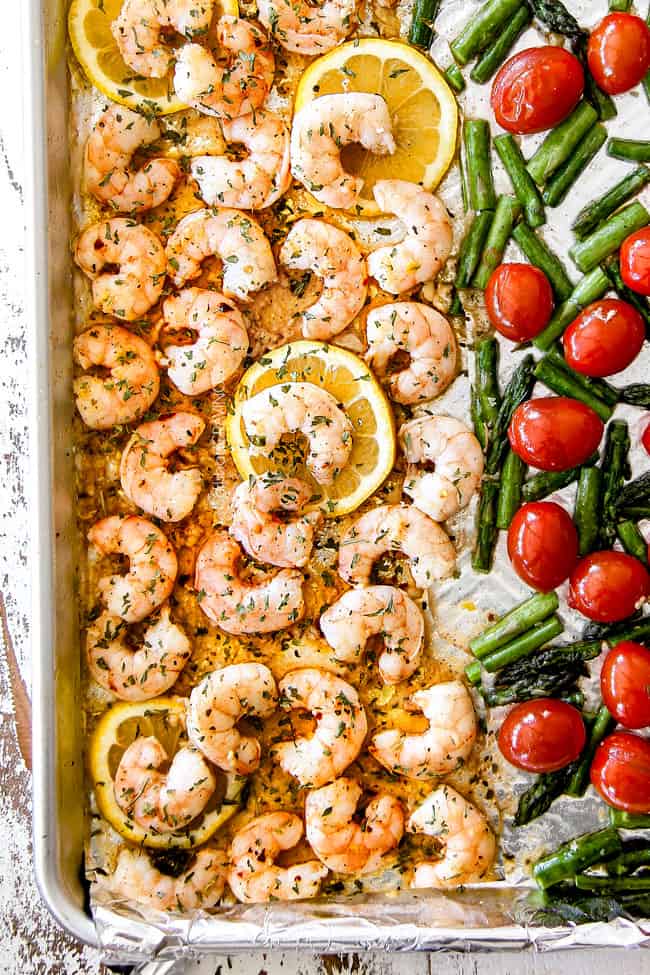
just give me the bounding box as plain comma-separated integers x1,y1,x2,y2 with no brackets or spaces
110,847,227,912
165,207,276,301
305,778,404,875
85,105,180,213
114,737,216,833
162,287,249,394
112,0,215,78
400,416,484,522
88,515,178,623
279,219,367,340
230,475,322,569
74,218,166,320
194,529,305,634
273,668,367,787
320,585,424,685
191,110,291,210
86,606,191,701
365,302,457,405
338,504,456,589
187,663,278,774
407,785,496,889
290,94,395,210
370,680,477,780
368,180,452,294
229,812,328,903
241,382,353,485
120,412,205,522
174,17,274,120
73,324,160,430
258,0,357,53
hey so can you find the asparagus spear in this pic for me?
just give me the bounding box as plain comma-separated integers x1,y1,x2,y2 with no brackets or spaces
485,354,536,475
616,471,650,511
565,705,616,797
608,138,650,163
524,0,582,38
606,842,650,876
471,479,500,574
575,875,650,893
609,0,632,9
470,5,532,84
534,357,614,422
552,618,650,661
512,223,573,300
465,615,564,684
494,133,546,228
572,35,618,122
609,808,650,829
444,63,466,93
408,0,441,48
455,211,494,288
450,0,524,64
570,202,650,273
599,420,631,548
574,466,602,556
473,336,500,449
527,102,598,185
619,385,650,408
515,764,577,827
473,195,523,288
619,505,650,520
464,120,496,212
601,253,650,335
543,125,607,208
573,167,650,240
533,267,610,350
617,521,649,565
469,591,560,658
522,453,599,503
547,345,619,406
532,827,623,889
483,646,588,707
496,449,526,529
534,889,650,924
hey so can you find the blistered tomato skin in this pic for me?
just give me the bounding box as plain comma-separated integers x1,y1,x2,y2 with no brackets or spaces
601,642,650,730
498,699,586,773
587,13,650,96
485,264,554,342
621,228,650,296
590,731,650,813
563,299,645,377
507,501,578,592
508,397,604,471
568,551,650,623
491,47,584,134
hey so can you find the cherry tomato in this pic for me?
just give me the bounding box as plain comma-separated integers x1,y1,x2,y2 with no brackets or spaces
590,731,650,813
563,299,645,377
587,13,650,96
498,699,586,773
491,47,584,134
601,641,650,729
568,551,650,623
642,417,650,457
485,264,554,342
621,228,650,296
507,501,578,592
508,397,604,471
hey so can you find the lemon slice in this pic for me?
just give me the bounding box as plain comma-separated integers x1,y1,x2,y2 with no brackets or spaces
294,38,458,217
226,341,396,517
89,697,245,849
68,0,238,116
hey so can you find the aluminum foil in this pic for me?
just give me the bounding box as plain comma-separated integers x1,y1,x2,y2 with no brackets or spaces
79,0,650,960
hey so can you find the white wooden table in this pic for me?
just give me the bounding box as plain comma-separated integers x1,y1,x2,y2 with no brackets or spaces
0,3,647,972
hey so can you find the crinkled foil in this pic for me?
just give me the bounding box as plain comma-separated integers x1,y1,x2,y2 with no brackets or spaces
78,0,650,960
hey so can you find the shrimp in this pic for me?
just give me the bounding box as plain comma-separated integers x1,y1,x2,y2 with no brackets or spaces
229,812,328,903
407,785,496,889
338,504,456,589
241,382,353,485
110,847,227,912
305,777,404,875
194,529,305,634
120,412,205,522
191,110,291,210
290,94,395,210
258,0,357,54
88,515,178,623
161,287,249,394
165,207,277,301
174,17,274,120
112,0,215,78
365,302,457,405
273,668,367,788
73,324,160,430
279,219,367,341
230,475,322,569
320,585,424,685
86,606,191,701
400,416,484,523
370,681,477,780
85,105,180,213
368,180,452,294
74,218,166,321
114,737,216,833
187,663,278,774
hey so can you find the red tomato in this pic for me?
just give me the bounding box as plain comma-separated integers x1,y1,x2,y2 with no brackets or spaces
507,501,578,592
485,264,554,342
601,641,650,729
491,47,584,134
568,551,650,622
621,228,650,296
590,731,650,813
587,13,650,96
563,299,645,377
498,699,586,773
642,417,650,457
508,397,604,471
